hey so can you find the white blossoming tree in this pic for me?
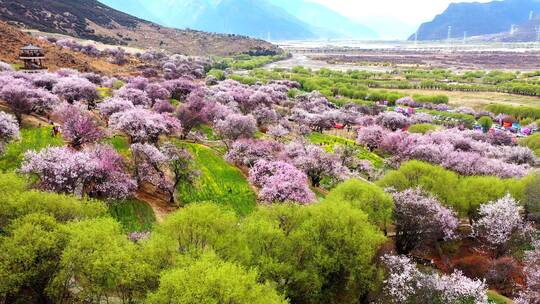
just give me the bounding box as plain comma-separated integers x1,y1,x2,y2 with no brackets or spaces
472,194,524,255
382,254,489,304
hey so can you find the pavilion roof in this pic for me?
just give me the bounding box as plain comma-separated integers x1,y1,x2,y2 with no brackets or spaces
21,44,42,51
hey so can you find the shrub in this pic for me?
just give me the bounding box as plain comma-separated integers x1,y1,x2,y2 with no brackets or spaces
523,172,540,223
478,116,493,132
453,256,491,280
413,94,449,104
486,257,522,295
408,123,439,134
520,133,540,156
486,104,540,120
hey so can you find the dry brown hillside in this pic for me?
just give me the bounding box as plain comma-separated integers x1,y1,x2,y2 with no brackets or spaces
0,0,281,56
0,21,134,75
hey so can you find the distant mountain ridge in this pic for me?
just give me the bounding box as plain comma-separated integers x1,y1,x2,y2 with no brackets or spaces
266,0,378,39
100,0,378,40
411,0,540,41
0,0,280,56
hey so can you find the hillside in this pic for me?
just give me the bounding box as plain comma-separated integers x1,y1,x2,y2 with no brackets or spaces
0,0,280,56
410,0,540,41
100,0,378,40
0,21,130,74
266,0,378,39
478,15,540,42
101,0,316,40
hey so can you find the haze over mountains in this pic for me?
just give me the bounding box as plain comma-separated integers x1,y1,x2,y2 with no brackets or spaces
99,0,378,40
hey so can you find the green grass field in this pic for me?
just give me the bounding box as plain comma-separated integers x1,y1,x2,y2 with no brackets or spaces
104,134,131,159
487,290,513,304
0,127,64,172
108,198,156,232
308,132,385,168
175,142,256,216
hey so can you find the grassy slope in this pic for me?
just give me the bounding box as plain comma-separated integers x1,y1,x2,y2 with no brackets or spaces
109,198,156,232
104,134,131,159
175,142,256,216
487,290,513,304
0,127,64,171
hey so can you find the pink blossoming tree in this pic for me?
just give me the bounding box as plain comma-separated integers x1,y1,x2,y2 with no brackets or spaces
109,109,181,144
214,114,257,147
52,76,98,105
21,145,136,199
249,160,315,204
56,104,104,149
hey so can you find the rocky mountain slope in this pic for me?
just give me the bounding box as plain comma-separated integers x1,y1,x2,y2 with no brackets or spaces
410,0,540,41
479,16,540,42
0,0,280,56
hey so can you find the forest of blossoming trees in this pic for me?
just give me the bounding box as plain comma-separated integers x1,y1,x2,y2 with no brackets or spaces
0,39,539,304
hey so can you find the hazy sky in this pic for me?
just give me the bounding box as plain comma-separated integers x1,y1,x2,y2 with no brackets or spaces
308,0,493,38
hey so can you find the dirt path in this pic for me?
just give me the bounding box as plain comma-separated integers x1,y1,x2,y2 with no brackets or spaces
135,187,176,223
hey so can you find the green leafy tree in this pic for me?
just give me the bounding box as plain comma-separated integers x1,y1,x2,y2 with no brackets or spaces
0,214,66,303
0,172,107,229
241,202,386,304
49,218,152,304
147,203,247,266
146,253,287,304
377,161,525,222
452,176,524,222
377,161,459,206
325,179,393,234
523,172,540,222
